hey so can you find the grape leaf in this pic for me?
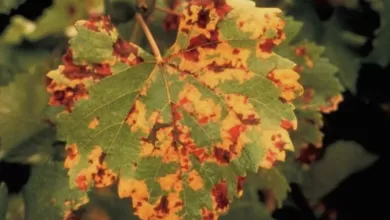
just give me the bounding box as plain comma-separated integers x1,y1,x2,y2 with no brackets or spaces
272,16,344,185
47,0,304,219
273,16,343,163
23,160,86,220
6,193,24,220
256,168,290,208
0,54,53,161
221,168,289,219
275,16,344,112
366,0,390,67
275,154,304,184
0,182,7,220
220,173,274,220
289,109,323,153
0,0,103,44
0,46,49,86
0,0,25,14
300,140,378,204
77,185,139,220
23,159,140,219
320,15,361,94
3,127,57,164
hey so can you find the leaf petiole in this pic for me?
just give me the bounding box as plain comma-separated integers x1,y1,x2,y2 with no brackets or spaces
135,13,163,62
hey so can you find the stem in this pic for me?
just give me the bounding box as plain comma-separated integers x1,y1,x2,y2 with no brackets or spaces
135,13,163,62
155,6,181,16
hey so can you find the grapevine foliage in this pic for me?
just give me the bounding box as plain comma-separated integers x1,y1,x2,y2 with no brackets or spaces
0,0,104,45
0,0,25,14
366,0,390,67
0,52,54,161
275,16,344,160
0,182,7,219
46,0,305,219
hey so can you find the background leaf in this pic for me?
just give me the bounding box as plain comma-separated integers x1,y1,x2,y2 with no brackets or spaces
0,52,53,161
220,172,274,220
23,160,86,220
0,182,7,220
3,128,57,164
300,140,379,204
0,0,25,14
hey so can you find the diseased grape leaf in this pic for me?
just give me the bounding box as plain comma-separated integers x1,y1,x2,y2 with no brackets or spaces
0,54,54,161
47,1,304,219
275,16,344,112
300,140,378,204
0,0,104,44
279,0,359,93
23,160,86,220
0,0,25,14
272,15,344,185
273,15,343,161
0,182,7,220
220,173,274,220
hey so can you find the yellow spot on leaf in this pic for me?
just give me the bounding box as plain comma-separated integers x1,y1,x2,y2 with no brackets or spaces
178,83,222,124
158,172,181,191
320,94,343,113
64,144,80,169
88,117,100,129
268,69,303,101
188,170,204,191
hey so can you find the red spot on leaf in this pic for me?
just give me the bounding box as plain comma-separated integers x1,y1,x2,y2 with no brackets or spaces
93,63,112,76
214,147,231,164
183,31,220,62
113,38,144,65
236,176,246,196
197,9,210,28
294,47,306,56
280,120,294,130
154,196,169,214
212,181,229,210
76,175,88,191
259,39,275,54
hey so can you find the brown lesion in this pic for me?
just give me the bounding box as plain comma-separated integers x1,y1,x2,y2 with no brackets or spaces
210,181,230,215
64,144,80,169
112,38,145,66
47,82,88,112
47,49,114,112
267,69,303,102
74,147,117,191
80,16,115,35
293,45,314,69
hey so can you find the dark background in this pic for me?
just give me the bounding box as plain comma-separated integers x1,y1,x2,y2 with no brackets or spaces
0,0,389,220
